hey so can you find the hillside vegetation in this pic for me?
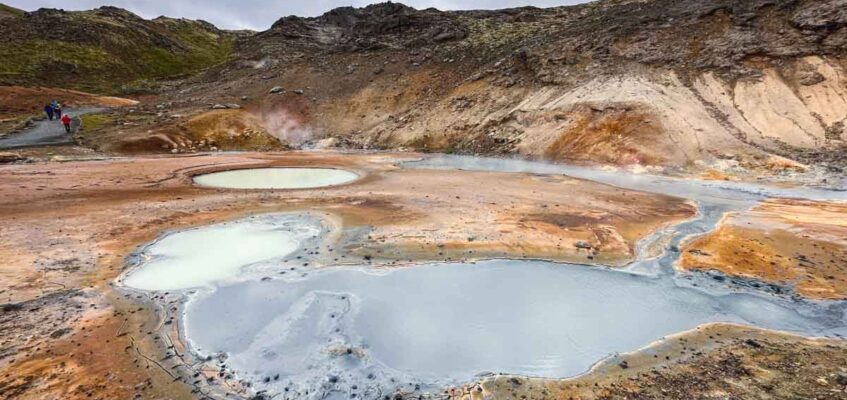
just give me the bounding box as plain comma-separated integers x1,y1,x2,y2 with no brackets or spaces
0,5,238,94
0,3,23,18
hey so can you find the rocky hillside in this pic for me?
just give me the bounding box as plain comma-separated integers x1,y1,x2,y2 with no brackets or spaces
132,0,840,179
3,0,847,180
0,5,239,94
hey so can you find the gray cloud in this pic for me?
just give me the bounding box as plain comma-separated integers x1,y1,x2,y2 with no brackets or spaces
6,0,587,30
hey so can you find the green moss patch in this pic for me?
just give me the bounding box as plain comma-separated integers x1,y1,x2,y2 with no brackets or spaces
79,113,114,134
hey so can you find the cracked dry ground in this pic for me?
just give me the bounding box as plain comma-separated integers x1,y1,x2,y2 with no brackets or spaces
0,151,846,399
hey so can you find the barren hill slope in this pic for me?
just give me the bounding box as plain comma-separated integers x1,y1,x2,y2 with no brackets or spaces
138,0,842,179
3,0,847,180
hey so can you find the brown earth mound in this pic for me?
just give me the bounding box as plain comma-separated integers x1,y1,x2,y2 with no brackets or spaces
679,199,847,300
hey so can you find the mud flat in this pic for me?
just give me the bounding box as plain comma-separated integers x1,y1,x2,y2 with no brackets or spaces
111,153,847,399
1,152,845,400
0,151,700,399
397,155,847,399
122,211,847,399
466,323,847,399
403,155,847,278
681,199,847,300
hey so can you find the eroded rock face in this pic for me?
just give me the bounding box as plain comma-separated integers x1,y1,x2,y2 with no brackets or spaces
242,0,847,72
258,2,467,53
336,58,845,175
792,0,847,30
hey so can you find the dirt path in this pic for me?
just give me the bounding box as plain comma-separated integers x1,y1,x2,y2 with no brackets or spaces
0,108,102,149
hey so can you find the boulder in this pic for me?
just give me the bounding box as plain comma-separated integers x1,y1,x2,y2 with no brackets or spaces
574,241,592,250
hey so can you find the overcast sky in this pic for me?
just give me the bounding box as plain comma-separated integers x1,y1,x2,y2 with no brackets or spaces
7,1,587,30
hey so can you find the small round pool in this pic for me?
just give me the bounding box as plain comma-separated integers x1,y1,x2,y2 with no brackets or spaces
193,167,359,189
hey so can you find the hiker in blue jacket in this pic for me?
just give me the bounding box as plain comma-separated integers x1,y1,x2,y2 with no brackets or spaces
44,104,54,120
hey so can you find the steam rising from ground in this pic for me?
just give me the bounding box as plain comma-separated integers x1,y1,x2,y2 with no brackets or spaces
253,57,271,69
261,109,314,146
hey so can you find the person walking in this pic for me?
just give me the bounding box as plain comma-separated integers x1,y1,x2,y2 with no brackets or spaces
44,103,54,121
54,102,62,120
61,113,72,133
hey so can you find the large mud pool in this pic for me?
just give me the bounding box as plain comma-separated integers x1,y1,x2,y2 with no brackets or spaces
121,155,847,399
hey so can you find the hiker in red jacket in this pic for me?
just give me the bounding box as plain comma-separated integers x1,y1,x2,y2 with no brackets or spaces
61,114,72,133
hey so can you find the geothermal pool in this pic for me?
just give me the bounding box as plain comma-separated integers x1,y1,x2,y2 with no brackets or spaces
180,259,844,395
122,214,324,291
122,155,847,399
124,215,847,399
193,167,358,189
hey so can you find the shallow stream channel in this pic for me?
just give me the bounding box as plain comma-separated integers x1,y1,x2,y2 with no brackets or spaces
120,156,847,400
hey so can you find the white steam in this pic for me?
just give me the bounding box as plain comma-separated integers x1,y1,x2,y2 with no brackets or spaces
261,110,314,147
